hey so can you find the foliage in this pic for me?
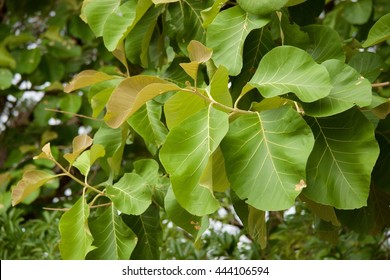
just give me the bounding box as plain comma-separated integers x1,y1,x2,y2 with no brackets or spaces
2,0,390,259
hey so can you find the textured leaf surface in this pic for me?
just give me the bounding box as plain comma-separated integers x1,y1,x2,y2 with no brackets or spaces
165,187,209,240
302,59,372,117
160,105,229,215
106,173,152,215
128,101,168,155
88,205,137,260
82,0,120,36
220,106,314,211
164,91,207,129
248,207,267,249
123,204,162,260
304,109,380,209
206,6,270,76
302,25,345,63
59,197,94,259
363,13,390,47
249,46,332,102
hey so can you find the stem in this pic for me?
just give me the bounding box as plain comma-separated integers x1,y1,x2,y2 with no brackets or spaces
43,207,69,212
372,81,390,88
53,158,105,195
44,108,102,121
90,202,112,209
182,88,255,115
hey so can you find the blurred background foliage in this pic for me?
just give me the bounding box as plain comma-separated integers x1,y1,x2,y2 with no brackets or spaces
1,0,390,259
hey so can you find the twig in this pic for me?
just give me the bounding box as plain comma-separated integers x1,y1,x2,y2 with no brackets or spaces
44,108,102,121
372,81,390,88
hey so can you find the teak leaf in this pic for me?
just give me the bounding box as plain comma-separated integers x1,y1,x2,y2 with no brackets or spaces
250,46,332,102
64,134,93,165
363,13,390,47
12,170,57,206
304,109,380,209
106,173,152,215
206,6,271,76
64,70,117,93
59,196,94,260
88,205,137,260
160,104,229,215
104,76,181,128
221,106,314,211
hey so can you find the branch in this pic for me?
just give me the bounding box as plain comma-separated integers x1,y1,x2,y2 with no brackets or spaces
372,81,390,88
44,108,102,121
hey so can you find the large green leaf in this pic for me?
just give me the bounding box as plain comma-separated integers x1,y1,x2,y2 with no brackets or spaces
301,25,345,63
206,6,271,76
303,109,380,209
249,46,332,102
302,59,372,117
88,205,137,260
348,52,387,82
123,204,162,260
363,13,390,47
81,0,121,37
106,173,152,215
159,105,229,215
124,5,161,67
128,101,168,155
164,91,208,129
165,186,209,240
220,106,314,211
344,0,372,25
248,206,267,249
59,197,94,260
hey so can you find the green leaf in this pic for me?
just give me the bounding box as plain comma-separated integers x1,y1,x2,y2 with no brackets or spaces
164,91,207,129
160,105,229,215
302,59,372,117
208,65,232,107
128,101,168,155
0,68,13,90
82,0,121,37
123,204,162,260
348,52,387,82
206,6,271,76
248,206,267,249
300,195,340,226
201,0,228,28
104,76,181,128
88,205,137,260
165,186,209,240
64,70,118,93
73,144,105,176
64,134,93,166
13,48,41,74
363,13,390,47
60,94,82,115
133,159,160,187
303,109,380,209
344,0,372,25
103,0,152,51
106,173,152,215
124,5,161,68
302,25,345,63
12,170,58,206
220,106,314,211
249,46,332,102
59,197,94,260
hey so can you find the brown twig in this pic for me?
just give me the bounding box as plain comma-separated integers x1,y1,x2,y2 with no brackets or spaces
372,81,390,88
